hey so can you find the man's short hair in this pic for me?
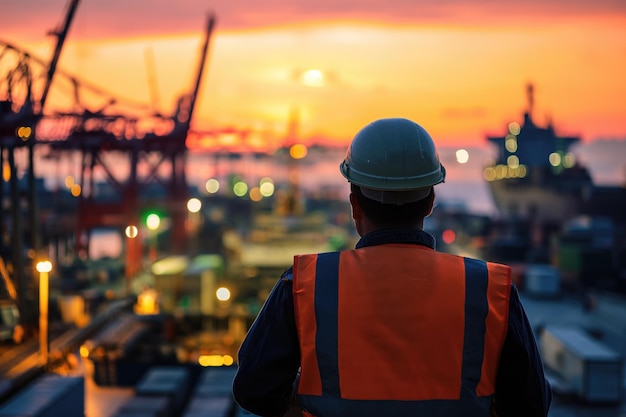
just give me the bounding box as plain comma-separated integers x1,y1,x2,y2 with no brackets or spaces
351,184,432,228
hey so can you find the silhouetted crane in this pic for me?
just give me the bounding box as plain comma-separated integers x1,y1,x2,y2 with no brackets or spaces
0,0,217,330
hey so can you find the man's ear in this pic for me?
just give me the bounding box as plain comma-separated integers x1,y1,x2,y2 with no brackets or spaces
425,189,436,217
349,192,360,220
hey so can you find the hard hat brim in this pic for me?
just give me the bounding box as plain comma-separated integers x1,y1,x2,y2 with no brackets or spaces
340,160,446,191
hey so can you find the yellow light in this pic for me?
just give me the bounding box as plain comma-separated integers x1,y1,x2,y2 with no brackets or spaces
483,167,496,182
36,261,52,273
495,165,508,179
508,122,521,135
507,155,520,168
563,152,576,168
79,345,90,358
455,149,469,164
199,354,225,367
289,144,308,160
2,163,9,181
65,176,75,188
125,225,138,238
187,197,202,213
223,355,234,366
549,152,561,167
135,288,159,315
17,126,32,140
216,287,231,301
260,181,275,197
505,136,518,153
205,178,220,194
507,166,516,178
519,165,528,178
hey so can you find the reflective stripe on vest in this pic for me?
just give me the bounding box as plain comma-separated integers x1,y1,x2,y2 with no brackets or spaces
292,244,511,417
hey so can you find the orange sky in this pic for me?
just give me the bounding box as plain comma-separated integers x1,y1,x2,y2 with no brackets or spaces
1,0,625,148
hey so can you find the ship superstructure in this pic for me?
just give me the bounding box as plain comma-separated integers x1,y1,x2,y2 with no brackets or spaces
484,84,594,225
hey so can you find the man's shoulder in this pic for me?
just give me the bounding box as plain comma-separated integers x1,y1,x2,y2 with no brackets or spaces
280,266,294,282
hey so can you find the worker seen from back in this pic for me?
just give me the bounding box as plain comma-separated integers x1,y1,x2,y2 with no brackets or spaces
233,118,552,417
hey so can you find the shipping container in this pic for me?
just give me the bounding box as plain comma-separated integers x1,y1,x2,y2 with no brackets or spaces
0,374,84,417
182,367,237,417
113,395,171,417
135,366,192,416
540,325,623,403
524,264,560,297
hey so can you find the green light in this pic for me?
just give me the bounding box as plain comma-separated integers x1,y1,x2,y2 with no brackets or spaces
233,181,248,197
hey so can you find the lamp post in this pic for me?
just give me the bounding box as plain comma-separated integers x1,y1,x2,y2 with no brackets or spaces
36,260,52,365
124,225,140,293
146,213,161,262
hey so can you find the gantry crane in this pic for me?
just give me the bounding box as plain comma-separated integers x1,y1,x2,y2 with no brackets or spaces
0,0,216,330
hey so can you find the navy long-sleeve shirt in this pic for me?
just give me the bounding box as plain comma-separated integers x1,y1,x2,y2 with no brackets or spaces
233,228,552,417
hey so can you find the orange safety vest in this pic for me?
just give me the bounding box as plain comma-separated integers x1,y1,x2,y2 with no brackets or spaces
292,244,511,417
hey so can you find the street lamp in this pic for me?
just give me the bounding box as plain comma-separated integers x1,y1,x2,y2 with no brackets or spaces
146,213,161,261
36,260,52,365
124,225,141,291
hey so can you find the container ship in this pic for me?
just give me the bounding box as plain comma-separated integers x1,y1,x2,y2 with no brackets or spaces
482,84,626,291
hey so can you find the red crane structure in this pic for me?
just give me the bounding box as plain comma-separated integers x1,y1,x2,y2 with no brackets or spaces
0,0,216,327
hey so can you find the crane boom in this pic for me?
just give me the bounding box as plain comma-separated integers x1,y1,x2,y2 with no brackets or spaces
40,0,80,112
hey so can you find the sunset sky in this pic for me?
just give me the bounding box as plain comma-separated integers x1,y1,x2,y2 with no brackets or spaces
1,0,625,149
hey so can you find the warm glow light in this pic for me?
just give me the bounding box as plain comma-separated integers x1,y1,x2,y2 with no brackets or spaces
135,288,159,315
70,183,81,197
199,354,222,367
505,136,518,153
455,149,469,164
17,126,32,140
301,69,325,87
495,165,507,179
198,354,234,367
260,181,275,197
2,163,9,181
519,165,528,177
249,187,262,202
508,122,521,135
79,345,90,358
507,155,520,168
125,225,139,238
36,261,52,273
289,144,308,159
442,229,456,244
549,152,561,167
205,178,220,194
187,197,202,213
483,166,496,182
216,287,231,301
563,152,576,168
